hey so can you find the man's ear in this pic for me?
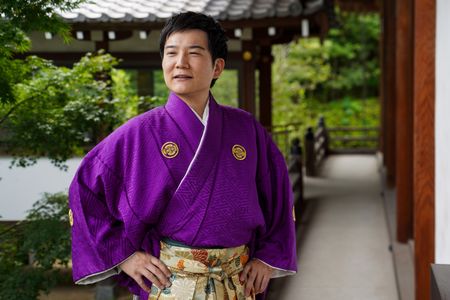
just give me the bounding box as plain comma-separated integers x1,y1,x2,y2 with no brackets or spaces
213,58,225,78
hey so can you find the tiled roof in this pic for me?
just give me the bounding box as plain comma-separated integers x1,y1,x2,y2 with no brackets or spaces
58,0,325,23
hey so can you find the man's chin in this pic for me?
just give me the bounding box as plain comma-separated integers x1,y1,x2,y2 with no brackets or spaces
169,88,191,96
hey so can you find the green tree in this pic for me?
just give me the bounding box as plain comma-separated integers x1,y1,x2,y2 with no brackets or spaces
1,52,130,169
324,11,380,99
0,2,135,298
0,0,84,104
0,193,70,300
272,10,380,130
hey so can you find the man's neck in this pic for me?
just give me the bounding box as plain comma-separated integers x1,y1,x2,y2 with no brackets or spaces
177,93,209,118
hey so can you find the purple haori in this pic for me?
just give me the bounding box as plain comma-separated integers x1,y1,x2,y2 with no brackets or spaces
69,92,297,299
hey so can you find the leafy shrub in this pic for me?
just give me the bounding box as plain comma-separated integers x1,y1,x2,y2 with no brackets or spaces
0,193,70,300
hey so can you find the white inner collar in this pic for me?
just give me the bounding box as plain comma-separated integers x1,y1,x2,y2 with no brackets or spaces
189,100,209,126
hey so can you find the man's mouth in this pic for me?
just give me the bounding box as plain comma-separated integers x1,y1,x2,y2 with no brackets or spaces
173,75,192,79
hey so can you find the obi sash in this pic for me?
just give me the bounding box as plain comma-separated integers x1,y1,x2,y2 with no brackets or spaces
148,241,255,300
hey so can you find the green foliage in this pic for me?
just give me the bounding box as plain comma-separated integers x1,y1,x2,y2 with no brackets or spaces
211,69,239,107
111,69,139,118
111,69,166,115
0,0,85,104
137,95,167,113
324,11,380,98
273,11,380,107
0,54,29,104
0,52,129,169
0,193,70,300
272,96,380,155
272,10,381,148
323,97,379,127
153,70,170,100
275,39,331,104
0,0,82,35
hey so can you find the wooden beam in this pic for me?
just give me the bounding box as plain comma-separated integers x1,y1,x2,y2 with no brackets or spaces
335,0,380,11
395,0,414,243
70,30,133,42
69,15,325,32
379,0,385,156
413,0,435,299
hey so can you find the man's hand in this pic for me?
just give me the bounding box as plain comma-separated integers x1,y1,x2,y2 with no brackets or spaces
119,251,172,292
239,259,274,296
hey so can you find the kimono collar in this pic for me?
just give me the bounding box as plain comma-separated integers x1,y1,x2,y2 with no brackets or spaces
188,100,209,126
164,92,208,152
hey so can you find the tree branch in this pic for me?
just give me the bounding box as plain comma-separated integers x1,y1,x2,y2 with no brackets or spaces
0,220,24,237
0,83,52,125
0,99,28,125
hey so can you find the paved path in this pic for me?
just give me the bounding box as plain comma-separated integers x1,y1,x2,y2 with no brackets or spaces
268,155,398,300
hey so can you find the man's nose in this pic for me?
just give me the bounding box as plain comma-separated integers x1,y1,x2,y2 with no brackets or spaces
176,53,189,68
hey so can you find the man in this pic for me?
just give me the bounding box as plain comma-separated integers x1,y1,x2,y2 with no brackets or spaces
69,11,297,300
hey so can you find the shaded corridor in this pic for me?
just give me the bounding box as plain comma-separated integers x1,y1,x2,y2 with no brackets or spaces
268,155,398,300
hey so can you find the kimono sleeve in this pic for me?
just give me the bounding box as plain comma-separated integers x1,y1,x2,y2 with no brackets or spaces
69,154,136,284
253,124,297,278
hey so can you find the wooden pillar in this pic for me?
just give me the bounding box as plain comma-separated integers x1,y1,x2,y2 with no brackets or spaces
95,31,110,52
258,45,273,128
239,41,256,115
395,0,414,243
379,1,385,155
413,0,435,298
304,127,316,176
137,69,154,97
382,0,397,187
137,69,155,113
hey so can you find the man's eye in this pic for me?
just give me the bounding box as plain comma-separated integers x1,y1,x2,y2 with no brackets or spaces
190,52,200,55
166,52,176,55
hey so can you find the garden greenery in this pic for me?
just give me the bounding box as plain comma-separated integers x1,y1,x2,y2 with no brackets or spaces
0,4,380,299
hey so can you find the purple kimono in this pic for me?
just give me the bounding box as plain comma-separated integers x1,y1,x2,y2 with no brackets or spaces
69,92,297,298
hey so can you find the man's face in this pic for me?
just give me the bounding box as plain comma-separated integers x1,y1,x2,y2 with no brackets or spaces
162,29,224,101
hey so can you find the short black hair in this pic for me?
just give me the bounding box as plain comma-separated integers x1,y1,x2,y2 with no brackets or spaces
159,11,228,87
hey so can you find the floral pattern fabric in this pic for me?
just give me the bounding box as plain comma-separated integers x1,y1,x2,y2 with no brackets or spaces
149,241,255,300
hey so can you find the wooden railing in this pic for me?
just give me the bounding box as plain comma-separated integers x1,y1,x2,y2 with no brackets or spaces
303,117,380,176
288,138,304,217
327,126,379,154
304,117,328,176
267,126,304,219
268,122,302,160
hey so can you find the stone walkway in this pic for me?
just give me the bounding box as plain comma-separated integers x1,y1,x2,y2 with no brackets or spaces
268,155,399,300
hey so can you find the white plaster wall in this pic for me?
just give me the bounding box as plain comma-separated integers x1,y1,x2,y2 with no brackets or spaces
0,158,82,221
435,0,450,264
